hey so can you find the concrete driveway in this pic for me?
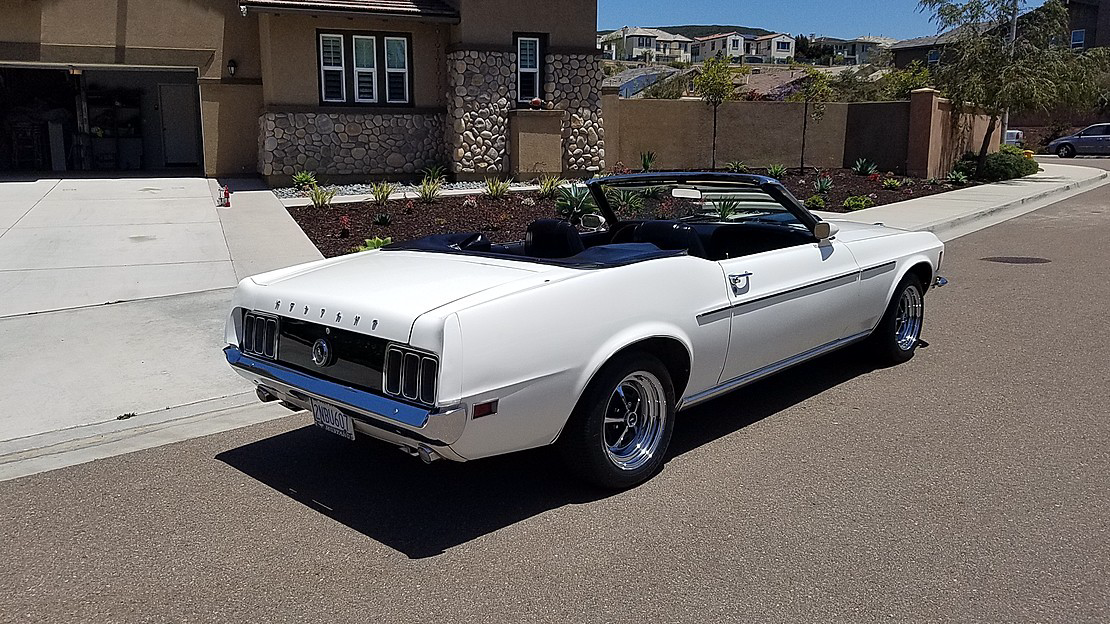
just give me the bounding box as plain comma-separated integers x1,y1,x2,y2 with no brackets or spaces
0,176,321,442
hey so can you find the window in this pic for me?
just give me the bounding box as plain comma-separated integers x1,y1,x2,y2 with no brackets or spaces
352,36,377,103
777,41,791,51
517,36,541,102
384,37,409,103
1072,29,1086,49
927,49,941,65
319,34,345,102
317,31,411,106
732,39,740,49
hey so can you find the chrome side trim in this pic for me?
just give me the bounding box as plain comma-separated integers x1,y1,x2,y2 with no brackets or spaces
677,330,872,410
696,269,861,325
859,261,897,280
225,346,467,444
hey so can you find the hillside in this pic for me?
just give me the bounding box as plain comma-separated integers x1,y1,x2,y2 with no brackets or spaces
598,24,775,39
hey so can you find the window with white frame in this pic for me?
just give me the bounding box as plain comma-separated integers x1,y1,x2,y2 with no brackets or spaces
777,41,791,51
319,34,345,102
517,36,541,103
927,49,941,65
352,36,377,103
732,39,740,49
384,37,409,103
317,31,411,106
1072,29,1086,49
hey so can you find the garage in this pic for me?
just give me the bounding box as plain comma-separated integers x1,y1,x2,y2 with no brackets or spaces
0,65,203,173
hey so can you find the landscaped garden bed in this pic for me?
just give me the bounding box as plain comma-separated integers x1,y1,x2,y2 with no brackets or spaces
286,164,983,258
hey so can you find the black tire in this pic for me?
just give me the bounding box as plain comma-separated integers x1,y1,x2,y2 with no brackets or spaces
1056,144,1075,158
557,352,675,489
868,273,926,365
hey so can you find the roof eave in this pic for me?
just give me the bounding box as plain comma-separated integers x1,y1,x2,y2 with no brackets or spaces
239,2,461,22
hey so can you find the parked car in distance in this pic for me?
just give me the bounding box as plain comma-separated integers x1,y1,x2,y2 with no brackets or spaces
224,173,947,489
1047,124,1110,158
1004,129,1024,147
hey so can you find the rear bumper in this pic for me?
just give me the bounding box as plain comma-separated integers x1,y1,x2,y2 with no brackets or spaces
224,346,467,455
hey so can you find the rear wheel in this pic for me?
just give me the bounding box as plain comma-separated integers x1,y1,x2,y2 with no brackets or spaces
1056,143,1075,158
869,274,925,365
557,352,675,489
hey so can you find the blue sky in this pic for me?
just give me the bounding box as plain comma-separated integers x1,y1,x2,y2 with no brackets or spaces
598,0,1048,41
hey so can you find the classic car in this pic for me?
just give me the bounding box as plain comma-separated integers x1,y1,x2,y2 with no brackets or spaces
224,172,946,489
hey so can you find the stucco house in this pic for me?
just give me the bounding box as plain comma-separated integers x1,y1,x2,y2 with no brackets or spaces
753,33,796,63
690,32,751,63
0,0,604,180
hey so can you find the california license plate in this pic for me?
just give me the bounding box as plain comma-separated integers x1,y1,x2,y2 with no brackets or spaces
310,398,355,440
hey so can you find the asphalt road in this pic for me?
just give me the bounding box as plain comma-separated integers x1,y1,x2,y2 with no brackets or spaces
2,179,1108,623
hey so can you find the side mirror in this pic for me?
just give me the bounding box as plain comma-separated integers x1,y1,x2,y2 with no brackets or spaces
580,213,605,230
813,221,839,241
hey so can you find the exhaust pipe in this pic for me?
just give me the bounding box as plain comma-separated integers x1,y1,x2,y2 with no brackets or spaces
256,387,278,402
398,444,442,463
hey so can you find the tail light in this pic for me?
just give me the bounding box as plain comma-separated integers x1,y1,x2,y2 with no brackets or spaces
384,346,438,406
242,311,278,360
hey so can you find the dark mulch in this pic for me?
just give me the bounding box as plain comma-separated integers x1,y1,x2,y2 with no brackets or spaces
288,194,555,258
775,168,974,212
287,168,974,258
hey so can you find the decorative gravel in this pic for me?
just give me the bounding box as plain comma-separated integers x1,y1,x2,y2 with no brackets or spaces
273,180,535,200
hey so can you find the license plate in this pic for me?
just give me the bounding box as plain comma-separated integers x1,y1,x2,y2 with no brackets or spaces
310,398,355,441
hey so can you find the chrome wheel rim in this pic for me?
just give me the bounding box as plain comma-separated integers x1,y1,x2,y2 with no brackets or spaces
893,284,924,351
602,371,667,471
1058,145,1071,157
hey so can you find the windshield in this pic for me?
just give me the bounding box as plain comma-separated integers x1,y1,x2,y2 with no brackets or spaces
596,180,801,225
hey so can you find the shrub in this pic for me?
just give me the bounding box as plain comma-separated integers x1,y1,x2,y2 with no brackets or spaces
946,170,970,185
978,148,1040,182
852,158,878,176
482,177,512,199
725,160,749,173
606,188,644,213
372,213,392,226
868,172,881,182
355,236,392,252
804,195,827,210
608,161,634,176
640,151,656,172
766,164,788,180
292,170,317,191
422,164,447,181
881,177,903,190
813,175,833,194
925,177,941,185
417,176,442,203
537,174,564,199
307,184,337,209
555,185,597,224
842,195,874,211
370,181,397,205
714,198,740,220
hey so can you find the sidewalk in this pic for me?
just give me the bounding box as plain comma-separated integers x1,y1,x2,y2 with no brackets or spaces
814,162,1109,242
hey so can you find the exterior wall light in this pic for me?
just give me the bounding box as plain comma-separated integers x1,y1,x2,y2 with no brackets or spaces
227,59,238,77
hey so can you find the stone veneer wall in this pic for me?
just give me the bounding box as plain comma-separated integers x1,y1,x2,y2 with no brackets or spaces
259,112,445,176
446,50,516,174
545,53,605,173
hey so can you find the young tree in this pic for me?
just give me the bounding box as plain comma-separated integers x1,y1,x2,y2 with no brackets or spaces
920,0,1109,175
693,56,737,169
787,66,833,171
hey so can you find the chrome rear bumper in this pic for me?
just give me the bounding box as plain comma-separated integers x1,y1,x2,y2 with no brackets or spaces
224,347,467,454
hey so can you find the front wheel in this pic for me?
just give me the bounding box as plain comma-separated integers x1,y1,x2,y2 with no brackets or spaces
557,352,675,489
868,274,925,365
1056,144,1075,158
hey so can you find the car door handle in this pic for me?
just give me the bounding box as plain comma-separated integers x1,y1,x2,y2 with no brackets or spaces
729,272,752,295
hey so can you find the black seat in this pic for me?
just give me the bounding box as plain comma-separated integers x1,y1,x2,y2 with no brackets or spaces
633,220,708,259
525,219,585,259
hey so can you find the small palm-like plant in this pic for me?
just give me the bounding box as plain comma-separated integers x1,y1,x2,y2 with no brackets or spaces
725,160,749,173
640,151,656,172
354,236,392,252
852,158,878,176
714,198,741,220
307,184,337,209
536,174,564,199
881,177,903,190
482,177,512,199
417,175,442,203
606,189,644,213
292,170,317,191
946,170,970,185
813,175,834,194
640,185,665,199
370,181,397,205
766,164,788,180
372,212,392,226
422,164,447,181
555,185,597,225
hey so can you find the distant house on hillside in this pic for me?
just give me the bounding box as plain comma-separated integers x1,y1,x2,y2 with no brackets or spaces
753,33,796,63
599,27,692,62
812,35,896,65
690,32,752,63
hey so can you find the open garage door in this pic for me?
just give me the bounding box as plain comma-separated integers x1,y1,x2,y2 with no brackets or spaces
0,65,202,173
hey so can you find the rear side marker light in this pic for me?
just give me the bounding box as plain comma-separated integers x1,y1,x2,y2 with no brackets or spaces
473,400,498,419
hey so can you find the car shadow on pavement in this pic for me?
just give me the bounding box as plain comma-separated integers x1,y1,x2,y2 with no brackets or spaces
216,344,879,559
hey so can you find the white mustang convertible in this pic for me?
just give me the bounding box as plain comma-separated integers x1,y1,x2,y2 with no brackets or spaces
225,173,945,488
